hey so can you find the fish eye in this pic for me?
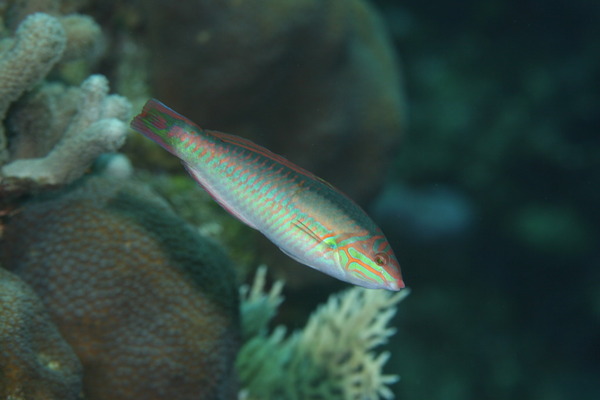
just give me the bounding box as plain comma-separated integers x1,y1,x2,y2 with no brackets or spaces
374,252,389,266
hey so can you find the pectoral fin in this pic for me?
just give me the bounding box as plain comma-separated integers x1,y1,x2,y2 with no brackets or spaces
291,219,338,251
285,219,343,277
292,219,323,245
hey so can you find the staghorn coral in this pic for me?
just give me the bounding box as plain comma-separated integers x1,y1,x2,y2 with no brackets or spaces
1,174,240,400
0,267,83,400
237,268,409,400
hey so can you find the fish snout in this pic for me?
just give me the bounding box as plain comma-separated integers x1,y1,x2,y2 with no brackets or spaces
386,277,406,291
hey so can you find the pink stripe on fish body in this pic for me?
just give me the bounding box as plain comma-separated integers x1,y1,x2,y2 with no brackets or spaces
131,99,405,291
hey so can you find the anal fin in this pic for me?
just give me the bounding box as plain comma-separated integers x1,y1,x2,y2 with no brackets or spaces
292,219,322,244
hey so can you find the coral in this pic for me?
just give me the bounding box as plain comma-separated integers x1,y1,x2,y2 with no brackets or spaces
59,14,103,63
0,267,83,400
0,12,66,162
239,266,284,341
2,0,92,29
93,152,135,180
134,171,259,277
55,13,105,84
237,268,409,400
3,0,60,29
1,73,131,196
1,174,240,400
135,0,405,205
0,5,127,200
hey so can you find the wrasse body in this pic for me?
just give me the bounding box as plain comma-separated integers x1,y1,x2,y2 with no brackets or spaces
131,99,404,290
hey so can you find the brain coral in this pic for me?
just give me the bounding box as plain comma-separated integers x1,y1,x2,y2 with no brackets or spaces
0,267,83,400
1,175,240,400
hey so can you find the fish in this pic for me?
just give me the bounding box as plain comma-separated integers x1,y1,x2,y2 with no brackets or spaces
131,99,405,291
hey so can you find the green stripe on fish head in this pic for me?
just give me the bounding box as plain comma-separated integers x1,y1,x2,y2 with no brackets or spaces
334,233,404,291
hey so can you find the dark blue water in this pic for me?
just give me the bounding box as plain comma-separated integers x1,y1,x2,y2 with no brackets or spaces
372,0,600,398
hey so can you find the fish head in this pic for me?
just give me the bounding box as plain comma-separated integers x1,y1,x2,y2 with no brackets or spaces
333,233,405,291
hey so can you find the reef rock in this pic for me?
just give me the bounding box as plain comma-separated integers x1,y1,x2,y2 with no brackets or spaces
1,175,240,400
0,267,83,400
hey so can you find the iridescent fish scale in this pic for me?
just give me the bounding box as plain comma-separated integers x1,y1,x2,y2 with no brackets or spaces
131,99,405,290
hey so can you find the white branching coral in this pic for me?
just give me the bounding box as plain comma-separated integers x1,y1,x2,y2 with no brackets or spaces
0,8,130,198
1,74,130,193
239,265,285,340
0,13,66,162
59,14,103,63
237,267,409,400
297,287,408,399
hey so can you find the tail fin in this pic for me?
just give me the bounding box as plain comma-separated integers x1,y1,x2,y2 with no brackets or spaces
130,99,201,156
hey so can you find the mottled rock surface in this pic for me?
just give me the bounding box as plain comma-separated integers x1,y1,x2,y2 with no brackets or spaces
2,175,240,400
0,267,83,400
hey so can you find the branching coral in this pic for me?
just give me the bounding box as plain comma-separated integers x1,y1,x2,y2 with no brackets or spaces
237,268,409,399
239,265,285,341
58,13,103,63
1,74,130,193
295,288,407,399
0,8,129,199
0,12,66,162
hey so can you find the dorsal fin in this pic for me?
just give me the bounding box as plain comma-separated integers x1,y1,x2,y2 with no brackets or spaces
208,129,337,190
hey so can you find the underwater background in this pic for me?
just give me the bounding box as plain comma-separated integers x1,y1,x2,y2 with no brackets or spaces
373,1,599,399
0,0,598,399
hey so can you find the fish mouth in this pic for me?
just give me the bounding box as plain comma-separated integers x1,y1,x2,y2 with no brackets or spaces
386,278,406,291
